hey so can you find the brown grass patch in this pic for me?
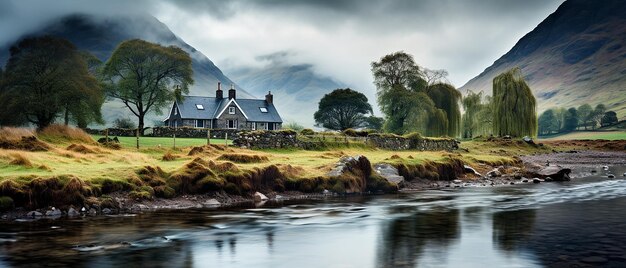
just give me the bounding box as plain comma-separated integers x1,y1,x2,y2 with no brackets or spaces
207,160,240,173
0,127,35,141
217,153,269,163
168,157,223,194
162,151,178,161
66,144,96,154
38,124,95,144
0,136,50,151
9,153,33,167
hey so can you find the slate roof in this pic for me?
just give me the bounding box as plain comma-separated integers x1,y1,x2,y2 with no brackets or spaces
168,96,282,123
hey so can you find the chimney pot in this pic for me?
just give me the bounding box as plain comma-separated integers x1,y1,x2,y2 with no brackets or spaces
228,84,236,100
216,82,223,99
265,90,273,104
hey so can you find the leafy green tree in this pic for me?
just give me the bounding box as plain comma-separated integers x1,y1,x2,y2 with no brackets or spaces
0,36,103,129
492,68,537,137
364,116,385,131
461,90,482,138
554,107,567,132
371,52,462,137
577,104,593,130
426,83,461,137
314,88,373,130
601,111,618,127
372,52,429,134
591,104,607,129
102,39,193,135
563,107,579,132
538,109,558,135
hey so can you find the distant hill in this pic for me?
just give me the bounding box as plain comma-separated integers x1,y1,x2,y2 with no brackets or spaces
460,0,626,118
226,63,345,127
0,14,254,126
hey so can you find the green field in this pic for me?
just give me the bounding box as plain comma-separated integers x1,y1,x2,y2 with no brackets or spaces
91,135,232,149
539,131,626,141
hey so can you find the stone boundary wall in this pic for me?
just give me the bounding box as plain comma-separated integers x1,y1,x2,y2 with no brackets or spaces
233,130,299,149
367,134,459,151
85,127,240,139
151,127,239,139
234,131,459,151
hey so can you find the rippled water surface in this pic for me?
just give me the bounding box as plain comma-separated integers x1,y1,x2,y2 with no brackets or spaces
1,166,626,267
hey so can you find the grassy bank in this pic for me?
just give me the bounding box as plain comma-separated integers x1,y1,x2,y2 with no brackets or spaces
539,131,626,141
0,126,555,211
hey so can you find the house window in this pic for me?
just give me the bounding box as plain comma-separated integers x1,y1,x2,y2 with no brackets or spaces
196,120,204,128
228,120,237,129
229,107,236,114
174,108,178,115
259,107,268,113
196,104,204,110
252,122,256,130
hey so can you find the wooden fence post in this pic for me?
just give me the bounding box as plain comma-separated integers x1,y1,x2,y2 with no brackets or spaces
173,132,176,150
225,133,228,147
207,129,211,145
136,128,139,149
105,128,109,143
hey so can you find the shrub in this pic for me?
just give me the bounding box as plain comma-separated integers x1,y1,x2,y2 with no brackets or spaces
300,129,315,136
0,196,14,211
283,122,305,132
113,118,136,129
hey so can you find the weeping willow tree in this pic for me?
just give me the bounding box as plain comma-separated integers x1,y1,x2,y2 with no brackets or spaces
492,68,537,137
427,83,461,137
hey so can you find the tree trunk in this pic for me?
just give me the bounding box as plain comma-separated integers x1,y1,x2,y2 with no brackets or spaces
64,107,70,126
138,113,145,136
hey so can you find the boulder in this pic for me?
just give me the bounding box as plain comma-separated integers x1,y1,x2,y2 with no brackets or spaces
45,208,62,217
623,173,626,177
374,163,405,185
522,136,535,145
487,169,502,178
544,177,554,182
67,207,80,217
204,199,220,207
463,165,482,176
533,178,541,184
254,192,269,202
525,164,571,181
27,211,43,218
102,208,113,214
608,174,615,179
521,178,529,183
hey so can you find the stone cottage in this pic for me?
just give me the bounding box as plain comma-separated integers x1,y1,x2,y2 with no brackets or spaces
164,82,283,130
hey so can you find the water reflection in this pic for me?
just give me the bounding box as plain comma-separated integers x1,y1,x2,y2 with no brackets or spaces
1,167,625,267
378,208,460,267
492,209,536,252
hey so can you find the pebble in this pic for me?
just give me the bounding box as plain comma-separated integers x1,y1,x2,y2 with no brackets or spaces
67,207,80,217
608,174,615,179
533,178,541,184
27,211,43,218
102,208,112,214
623,173,626,177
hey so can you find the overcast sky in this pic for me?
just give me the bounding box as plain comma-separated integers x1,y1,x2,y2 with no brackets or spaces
1,0,565,90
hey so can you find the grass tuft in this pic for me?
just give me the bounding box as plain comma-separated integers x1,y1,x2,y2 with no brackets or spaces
217,153,269,163
38,124,95,144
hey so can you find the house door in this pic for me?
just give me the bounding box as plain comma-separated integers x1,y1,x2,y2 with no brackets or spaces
268,123,275,131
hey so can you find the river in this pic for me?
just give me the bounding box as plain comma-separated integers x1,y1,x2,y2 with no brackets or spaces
1,166,625,267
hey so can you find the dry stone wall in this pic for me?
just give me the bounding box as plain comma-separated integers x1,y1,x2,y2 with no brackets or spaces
367,134,458,151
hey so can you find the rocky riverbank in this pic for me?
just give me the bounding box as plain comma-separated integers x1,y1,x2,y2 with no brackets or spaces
3,149,624,221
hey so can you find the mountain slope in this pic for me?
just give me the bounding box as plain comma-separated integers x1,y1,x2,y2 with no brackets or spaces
0,14,254,126
460,0,626,118
226,63,345,127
